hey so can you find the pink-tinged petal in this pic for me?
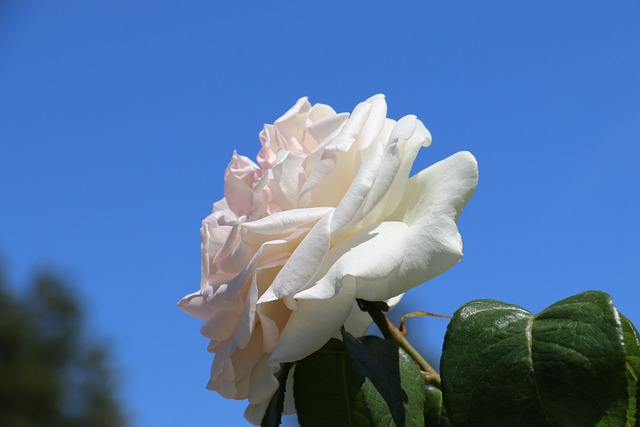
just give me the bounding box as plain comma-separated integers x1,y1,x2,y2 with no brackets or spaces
208,220,244,270
200,301,244,342
257,124,278,169
224,152,262,217
197,235,287,342
177,289,215,320
229,151,262,184
201,217,246,288
217,243,252,280
201,217,232,272
268,277,356,364
211,197,237,225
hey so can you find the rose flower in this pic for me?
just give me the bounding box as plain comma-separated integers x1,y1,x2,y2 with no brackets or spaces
179,95,478,424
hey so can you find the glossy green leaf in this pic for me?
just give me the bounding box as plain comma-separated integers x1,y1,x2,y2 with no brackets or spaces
294,335,426,427
423,385,450,427
441,291,635,427
342,331,426,427
621,314,640,426
294,339,370,427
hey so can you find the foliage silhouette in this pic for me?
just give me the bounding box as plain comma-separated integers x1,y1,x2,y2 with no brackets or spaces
0,264,127,427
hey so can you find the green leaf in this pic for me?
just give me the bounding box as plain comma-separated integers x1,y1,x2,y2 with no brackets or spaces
441,291,634,427
294,335,426,427
423,385,450,427
621,314,640,426
342,330,426,427
294,338,371,427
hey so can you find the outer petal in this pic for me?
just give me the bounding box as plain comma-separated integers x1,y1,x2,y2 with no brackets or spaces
244,400,270,425
267,276,356,364
294,221,409,301
177,289,215,319
394,151,478,225
355,151,478,301
247,354,279,404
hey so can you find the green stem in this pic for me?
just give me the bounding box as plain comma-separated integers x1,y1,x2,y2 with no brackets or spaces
357,299,441,388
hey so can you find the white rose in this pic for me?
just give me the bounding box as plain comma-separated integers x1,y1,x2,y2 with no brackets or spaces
179,95,478,424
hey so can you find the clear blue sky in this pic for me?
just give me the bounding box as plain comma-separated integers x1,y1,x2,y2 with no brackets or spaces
1,1,639,426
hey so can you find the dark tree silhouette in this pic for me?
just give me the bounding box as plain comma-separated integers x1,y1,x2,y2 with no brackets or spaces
0,265,127,427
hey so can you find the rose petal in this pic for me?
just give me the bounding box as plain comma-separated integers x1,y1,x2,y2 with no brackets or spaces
294,221,409,302
207,326,265,398
330,139,385,234
247,354,279,404
265,150,305,210
257,209,334,306
354,94,387,150
258,124,278,169
241,207,332,235
200,301,244,342
342,299,372,337
326,94,386,152
380,115,432,218
177,288,215,319
273,97,311,151
298,148,355,208
267,276,357,364
244,400,270,426
393,151,478,226
224,152,262,216
306,112,348,148
354,151,479,301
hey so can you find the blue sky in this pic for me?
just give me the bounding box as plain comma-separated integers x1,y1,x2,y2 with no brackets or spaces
1,1,639,426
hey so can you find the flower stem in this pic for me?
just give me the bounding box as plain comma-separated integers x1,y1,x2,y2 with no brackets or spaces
357,299,441,387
